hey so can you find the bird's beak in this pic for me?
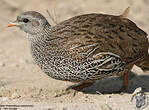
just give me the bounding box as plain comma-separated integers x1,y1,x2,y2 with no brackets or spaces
7,21,20,27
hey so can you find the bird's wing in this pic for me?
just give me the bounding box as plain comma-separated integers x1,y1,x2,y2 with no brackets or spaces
49,13,148,63
78,52,125,80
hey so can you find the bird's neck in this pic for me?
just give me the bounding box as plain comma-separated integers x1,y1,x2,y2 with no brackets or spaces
26,23,52,44
26,22,63,54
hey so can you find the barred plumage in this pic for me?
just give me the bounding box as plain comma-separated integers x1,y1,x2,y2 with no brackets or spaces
7,10,149,92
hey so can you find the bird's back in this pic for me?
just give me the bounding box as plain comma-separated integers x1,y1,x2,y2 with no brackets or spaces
49,13,148,64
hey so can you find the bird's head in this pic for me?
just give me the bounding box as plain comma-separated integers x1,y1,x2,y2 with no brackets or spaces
7,11,49,35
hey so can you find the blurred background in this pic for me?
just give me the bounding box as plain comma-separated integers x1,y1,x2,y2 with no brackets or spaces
0,0,149,97
0,1,149,109
2,0,149,29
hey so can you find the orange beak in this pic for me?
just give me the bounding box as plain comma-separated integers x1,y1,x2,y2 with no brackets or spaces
7,21,20,27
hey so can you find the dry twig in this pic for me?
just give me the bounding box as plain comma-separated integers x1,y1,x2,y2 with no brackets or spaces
46,10,58,25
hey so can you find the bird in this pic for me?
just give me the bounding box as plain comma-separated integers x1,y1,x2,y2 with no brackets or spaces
7,8,149,95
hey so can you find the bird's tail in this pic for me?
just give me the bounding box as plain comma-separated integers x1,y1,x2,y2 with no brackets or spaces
120,7,130,18
135,54,149,72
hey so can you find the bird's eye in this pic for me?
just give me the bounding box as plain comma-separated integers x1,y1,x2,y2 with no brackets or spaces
23,18,29,23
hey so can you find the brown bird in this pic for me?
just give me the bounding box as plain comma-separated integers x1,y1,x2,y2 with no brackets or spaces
7,8,149,95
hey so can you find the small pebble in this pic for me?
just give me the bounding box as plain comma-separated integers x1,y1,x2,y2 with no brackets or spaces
11,92,20,99
15,64,20,67
108,96,112,98
85,96,88,98
0,62,5,67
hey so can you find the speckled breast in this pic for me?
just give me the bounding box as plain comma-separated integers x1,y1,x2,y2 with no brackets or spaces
30,42,125,82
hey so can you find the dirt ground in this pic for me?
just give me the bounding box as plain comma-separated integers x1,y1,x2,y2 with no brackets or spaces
1,0,149,110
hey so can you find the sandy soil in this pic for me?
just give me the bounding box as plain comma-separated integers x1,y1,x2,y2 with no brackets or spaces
1,0,149,109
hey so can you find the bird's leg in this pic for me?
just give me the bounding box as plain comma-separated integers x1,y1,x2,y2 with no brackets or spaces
123,70,128,91
55,82,94,97
119,63,133,93
117,70,128,94
120,68,131,93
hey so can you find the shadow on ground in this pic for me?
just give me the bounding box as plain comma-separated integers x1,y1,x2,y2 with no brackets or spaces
71,71,149,94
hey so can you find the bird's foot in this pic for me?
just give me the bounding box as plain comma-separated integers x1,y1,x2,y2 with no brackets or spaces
54,82,94,97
